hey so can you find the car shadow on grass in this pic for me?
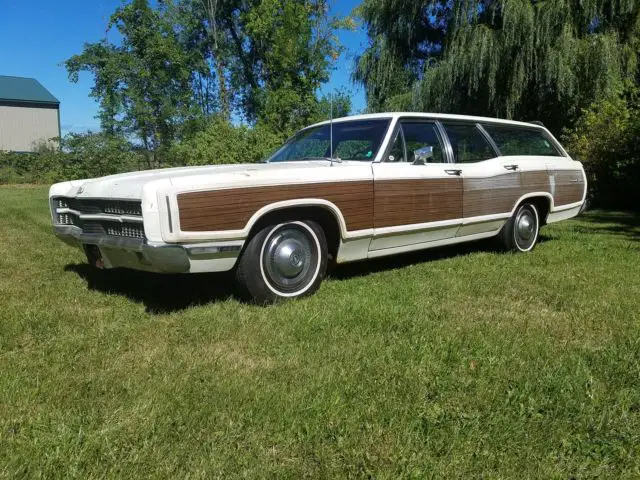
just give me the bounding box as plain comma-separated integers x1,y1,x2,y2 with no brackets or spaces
64,264,237,314
64,233,558,313
65,241,500,313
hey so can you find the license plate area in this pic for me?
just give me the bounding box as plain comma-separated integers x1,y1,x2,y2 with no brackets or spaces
83,244,104,269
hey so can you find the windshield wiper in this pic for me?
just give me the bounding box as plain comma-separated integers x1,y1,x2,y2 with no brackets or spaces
300,156,343,163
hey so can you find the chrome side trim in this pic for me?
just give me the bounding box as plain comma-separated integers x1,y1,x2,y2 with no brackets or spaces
552,200,584,212
165,196,173,233
186,244,242,257
55,209,144,224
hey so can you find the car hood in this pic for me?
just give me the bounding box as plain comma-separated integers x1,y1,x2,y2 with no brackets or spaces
68,161,352,199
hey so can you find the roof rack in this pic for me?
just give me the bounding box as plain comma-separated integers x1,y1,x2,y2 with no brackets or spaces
528,120,545,127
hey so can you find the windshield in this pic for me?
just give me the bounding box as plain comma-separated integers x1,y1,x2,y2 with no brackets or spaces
267,119,391,163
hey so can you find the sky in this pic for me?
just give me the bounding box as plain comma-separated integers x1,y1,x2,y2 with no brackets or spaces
0,0,368,135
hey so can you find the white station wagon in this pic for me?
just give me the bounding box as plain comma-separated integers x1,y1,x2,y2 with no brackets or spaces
50,113,586,303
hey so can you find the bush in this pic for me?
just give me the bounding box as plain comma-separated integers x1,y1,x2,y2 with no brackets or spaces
59,132,141,178
0,150,64,184
167,118,284,166
0,133,143,185
564,87,640,210
0,122,289,185
0,121,289,184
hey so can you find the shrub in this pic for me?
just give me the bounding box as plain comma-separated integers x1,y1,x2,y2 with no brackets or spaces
564,87,640,210
0,122,288,185
59,132,141,179
168,118,285,166
0,133,142,185
0,150,63,184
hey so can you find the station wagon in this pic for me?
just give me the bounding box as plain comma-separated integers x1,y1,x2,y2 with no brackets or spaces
50,113,587,303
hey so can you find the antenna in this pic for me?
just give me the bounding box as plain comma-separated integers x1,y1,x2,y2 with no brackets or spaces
329,92,334,165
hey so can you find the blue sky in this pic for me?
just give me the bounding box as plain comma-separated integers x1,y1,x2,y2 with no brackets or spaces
0,0,367,135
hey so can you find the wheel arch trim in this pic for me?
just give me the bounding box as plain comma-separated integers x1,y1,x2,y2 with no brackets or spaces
244,199,350,239
510,192,554,220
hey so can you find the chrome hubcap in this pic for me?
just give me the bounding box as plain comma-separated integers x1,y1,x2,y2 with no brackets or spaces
262,224,318,293
515,207,537,249
271,240,307,278
518,215,534,240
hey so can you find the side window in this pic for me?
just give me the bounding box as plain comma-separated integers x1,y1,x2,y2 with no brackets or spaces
483,125,562,156
442,123,496,163
400,122,445,163
335,140,376,160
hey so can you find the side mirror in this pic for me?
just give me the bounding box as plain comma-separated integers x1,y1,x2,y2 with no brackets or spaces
413,146,433,165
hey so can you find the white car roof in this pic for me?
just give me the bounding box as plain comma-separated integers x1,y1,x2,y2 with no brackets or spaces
309,112,545,130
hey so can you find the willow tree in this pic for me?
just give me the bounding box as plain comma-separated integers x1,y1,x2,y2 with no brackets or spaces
355,0,640,132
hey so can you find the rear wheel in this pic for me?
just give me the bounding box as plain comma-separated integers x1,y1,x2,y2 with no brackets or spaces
235,220,328,304
498,203,540,252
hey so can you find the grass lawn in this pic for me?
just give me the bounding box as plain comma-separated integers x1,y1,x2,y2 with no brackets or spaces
1,185,639,478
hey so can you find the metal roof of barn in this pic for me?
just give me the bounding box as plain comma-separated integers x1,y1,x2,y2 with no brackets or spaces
0,75,60,105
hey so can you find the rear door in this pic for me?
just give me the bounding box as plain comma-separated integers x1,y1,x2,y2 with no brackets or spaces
439,122,518,236
370,119,463,252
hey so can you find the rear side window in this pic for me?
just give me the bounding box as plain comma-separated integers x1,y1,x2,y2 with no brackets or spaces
483,125,562,157
442,123,497,163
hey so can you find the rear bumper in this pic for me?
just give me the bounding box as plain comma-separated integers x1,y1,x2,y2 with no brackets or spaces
54,225,241,273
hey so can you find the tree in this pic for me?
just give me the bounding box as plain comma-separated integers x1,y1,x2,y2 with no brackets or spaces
353,0,451,112
355,0,640,133
314,89,353,122
68,0,349,158
175,0,348,133
66,0,205,167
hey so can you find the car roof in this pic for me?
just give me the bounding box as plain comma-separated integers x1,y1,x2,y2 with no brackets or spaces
308,112,545,130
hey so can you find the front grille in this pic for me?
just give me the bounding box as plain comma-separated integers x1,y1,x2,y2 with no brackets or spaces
57,213,76,226
54,197,145,239
55,198,142,216
105,223,145,239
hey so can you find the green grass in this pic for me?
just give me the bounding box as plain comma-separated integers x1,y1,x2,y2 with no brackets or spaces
1,185,640,479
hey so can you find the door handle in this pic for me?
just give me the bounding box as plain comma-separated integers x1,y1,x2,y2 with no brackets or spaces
445,169,462,176
503,164,519,171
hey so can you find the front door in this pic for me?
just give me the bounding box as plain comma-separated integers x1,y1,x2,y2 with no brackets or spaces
370,120,463,251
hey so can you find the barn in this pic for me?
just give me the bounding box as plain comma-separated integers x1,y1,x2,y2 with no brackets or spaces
0,75,61,152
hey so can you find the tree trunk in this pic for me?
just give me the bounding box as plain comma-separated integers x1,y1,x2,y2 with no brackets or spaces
216,58,230,121
204,0,230,120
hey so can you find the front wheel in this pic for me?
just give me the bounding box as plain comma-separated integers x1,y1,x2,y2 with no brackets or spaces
235,220,328,304
498,203,540,252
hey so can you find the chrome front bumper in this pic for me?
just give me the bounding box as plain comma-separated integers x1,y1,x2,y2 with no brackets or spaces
54,225,190,273
54,225,244,273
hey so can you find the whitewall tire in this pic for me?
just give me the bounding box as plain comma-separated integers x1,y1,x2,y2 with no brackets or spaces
498,203,540,252
235,220,328,304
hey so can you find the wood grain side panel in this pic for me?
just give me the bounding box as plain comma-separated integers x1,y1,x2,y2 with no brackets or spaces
522,171,551,189
374,179,463,228
178,181,374,232
463,172,524,217
464,169,584,217
553,170,585,206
